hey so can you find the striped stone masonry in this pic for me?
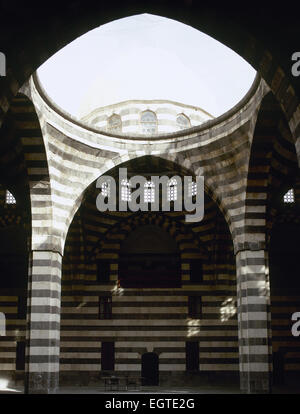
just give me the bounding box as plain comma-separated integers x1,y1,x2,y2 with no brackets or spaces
0,67,295,394
25,251,62,394
0,4,299,397
236,249,272,393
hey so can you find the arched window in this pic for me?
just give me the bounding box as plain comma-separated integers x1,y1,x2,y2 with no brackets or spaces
167,178,178,202
5,190,16,204
176,113,191,130
140,110,157,134
283,188,295,203
107,114,122,133
144,181,155,203
121,179,131,202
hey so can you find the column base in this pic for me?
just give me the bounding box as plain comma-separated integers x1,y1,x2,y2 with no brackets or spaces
240,372,272,394
25,372,59,394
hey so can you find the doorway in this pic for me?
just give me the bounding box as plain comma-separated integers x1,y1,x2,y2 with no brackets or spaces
141,352,159,386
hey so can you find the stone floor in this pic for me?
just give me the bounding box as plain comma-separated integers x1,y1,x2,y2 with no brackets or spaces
0,383,299,394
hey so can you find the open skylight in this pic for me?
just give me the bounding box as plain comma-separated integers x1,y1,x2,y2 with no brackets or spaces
37,14,256,121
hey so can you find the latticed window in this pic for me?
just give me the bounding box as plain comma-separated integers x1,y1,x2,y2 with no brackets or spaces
121,179,131,202
101,342,115,371
97,260,110,283
99,296,112,319
283,188,295,203
186,341,199,371
140,110,157,134
5,190,16,204
188,296,202,318
144,181,155,203
167,178,178,201
16,342,25,371
177,113,191,130
190,260,203,283
107,114,122,133
188,181,197,197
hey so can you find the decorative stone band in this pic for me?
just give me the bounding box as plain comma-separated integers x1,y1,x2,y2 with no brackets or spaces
25,250,62,394
235,249,272,393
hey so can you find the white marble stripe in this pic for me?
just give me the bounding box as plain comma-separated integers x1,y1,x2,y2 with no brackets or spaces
30,314,61,322
29,347,60,355
28,363,59,372
30,282,61,292
238,250,265,259
28,331,60,340
240,312,269,321
30,298,61,308
240,363,270,371
32,251,62,260
238,297,268,305
0,352,16,358
32,267,61,276
240,345,269,354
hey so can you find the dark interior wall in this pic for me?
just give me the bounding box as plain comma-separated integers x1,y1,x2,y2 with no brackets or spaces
269,188,300,382
0,226,28,290
0,184,28,381
0,185,28,291
269,223,300,291
119,225,181,288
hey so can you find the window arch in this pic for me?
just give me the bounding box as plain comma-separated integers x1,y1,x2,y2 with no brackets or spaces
144,181,155,203
107,114,122,133
176,113,191,130
140,110,157,134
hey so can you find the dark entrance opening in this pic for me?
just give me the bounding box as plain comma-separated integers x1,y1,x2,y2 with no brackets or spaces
141,352,159,386
273,349,285,385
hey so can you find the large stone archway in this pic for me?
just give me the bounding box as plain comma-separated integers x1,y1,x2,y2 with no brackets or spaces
0,3,300,166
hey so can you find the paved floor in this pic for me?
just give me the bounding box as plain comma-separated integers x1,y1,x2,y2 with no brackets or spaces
0,383,299,394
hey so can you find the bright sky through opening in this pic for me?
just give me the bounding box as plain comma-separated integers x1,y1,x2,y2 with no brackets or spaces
37,14,256,119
